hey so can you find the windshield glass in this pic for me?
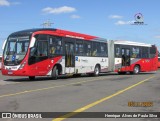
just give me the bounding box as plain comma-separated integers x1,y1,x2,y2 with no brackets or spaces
3,36,30,65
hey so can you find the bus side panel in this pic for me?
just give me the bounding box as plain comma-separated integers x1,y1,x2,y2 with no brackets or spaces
114,58,122,71
75,56,109,74
129,58,157,72
149,57,158,71
27,56,64,76
114,58,158,72
2,56,63,76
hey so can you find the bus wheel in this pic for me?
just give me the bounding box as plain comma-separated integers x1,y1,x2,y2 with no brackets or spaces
29,76,35,80
94,65,100,76
52,66,58,80
133,65,140,74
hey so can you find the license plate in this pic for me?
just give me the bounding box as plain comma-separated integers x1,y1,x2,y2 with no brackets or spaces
8,71,13,75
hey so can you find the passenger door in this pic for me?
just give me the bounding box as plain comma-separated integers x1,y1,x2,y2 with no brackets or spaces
121,48,130,71
29,40,50,75
65,42,75,73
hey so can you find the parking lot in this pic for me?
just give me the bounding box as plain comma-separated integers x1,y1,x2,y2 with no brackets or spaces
0,70,160,121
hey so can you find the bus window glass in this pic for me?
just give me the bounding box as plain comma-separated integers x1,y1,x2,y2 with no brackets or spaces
4,36,30,65
70,44,74,52
150,45,156,58
92,42,100,56
141,47,149,58
126,49,130,56
100,43,107,57
84,41,92,56
36,41,48,57
75,40,83,56
115,45,120,58
49,36,63,55
131,47,141,58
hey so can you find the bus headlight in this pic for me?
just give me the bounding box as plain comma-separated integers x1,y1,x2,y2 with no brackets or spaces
19,61,26,70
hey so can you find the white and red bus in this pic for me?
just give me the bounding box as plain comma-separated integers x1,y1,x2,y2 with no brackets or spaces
1,28,109,80
109,40,158,74
1,28,158,80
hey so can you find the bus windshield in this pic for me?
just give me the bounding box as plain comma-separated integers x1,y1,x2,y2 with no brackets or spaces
3,36,30,65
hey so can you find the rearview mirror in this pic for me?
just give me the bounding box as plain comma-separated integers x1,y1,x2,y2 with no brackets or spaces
29,37,36,48
2,39,7,50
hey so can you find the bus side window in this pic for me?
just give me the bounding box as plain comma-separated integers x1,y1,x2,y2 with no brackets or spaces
49,36,63,55
92,42,99,56
150,45,157,58
100,43,107,57
131,47,140,58
115,45,120,58
75,40,83,56
84,41,92,56
55,37,63,54
142,47,149,58
37,41,48,57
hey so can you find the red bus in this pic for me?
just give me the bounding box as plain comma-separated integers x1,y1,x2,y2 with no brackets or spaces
1,28,109,80
110,40,158,74
1,28,158,80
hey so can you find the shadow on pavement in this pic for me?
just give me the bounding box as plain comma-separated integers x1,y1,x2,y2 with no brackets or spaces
2,72,156,82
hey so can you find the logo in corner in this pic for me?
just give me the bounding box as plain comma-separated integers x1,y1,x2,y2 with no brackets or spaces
132,13,147,25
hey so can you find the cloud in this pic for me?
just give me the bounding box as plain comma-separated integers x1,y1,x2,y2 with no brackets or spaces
71,15,81,19
12,2,21,5
0,0,20,6
0,0,10,6
42,6,76,14
109,15,123,19
154,36,160,39
115,20,134,25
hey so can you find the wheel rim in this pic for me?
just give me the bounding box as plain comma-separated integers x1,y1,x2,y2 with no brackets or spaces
56,69,58,77
95,67,99,75
134,66,139,73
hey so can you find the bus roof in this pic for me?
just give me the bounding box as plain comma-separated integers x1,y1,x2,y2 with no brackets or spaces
113,40,152,47
9,28,107,42
9,28,57,37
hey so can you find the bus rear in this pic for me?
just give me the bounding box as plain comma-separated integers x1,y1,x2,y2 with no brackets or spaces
110,40,158,74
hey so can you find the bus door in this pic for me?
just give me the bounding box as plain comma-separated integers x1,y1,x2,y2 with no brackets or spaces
121,48,130,71
29,40,50,75
65,42,75,74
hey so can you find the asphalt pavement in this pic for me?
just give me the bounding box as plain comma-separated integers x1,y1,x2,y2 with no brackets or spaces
0,70,159,121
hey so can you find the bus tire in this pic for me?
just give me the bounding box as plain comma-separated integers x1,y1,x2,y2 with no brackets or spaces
29,76,35,80
94,65,100,76
52,66,58,80
132,65,140,74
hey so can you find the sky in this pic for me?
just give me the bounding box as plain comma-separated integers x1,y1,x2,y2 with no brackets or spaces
0,0,160,54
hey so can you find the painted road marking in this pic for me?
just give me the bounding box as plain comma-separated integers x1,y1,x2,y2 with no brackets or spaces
0,76,112,98
52,76,155,121
0,80,21,86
